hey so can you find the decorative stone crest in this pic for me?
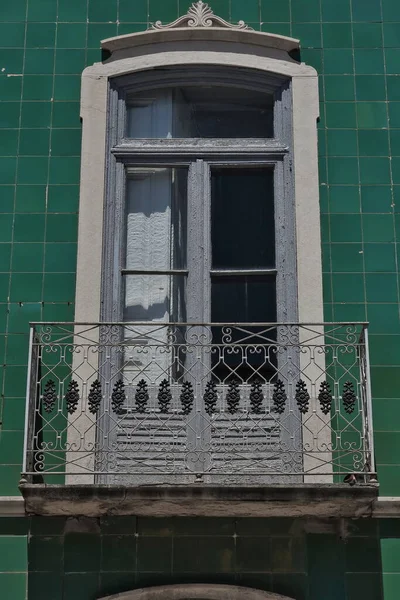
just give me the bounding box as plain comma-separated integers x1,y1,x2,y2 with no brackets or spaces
152,1,253,31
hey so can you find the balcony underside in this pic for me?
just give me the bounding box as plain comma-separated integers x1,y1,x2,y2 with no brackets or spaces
20,483,378,518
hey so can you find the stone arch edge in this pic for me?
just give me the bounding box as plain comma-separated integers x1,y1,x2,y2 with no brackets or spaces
98,584,295,600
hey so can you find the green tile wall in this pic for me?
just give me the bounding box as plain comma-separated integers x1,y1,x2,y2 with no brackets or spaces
1,1,400,597
1,516,398,600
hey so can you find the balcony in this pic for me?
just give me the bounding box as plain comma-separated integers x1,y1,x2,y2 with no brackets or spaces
20,322,378,517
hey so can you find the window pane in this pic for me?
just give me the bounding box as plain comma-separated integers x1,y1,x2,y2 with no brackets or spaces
211,168,275,269
124,274,186,322
127,86,273,138
211,276,276,323
125,168,187,271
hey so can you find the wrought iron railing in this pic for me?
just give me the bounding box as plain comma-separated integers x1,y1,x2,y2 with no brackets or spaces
22,322,376,485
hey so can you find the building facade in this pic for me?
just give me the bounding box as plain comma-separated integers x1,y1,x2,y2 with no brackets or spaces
0,1,400,599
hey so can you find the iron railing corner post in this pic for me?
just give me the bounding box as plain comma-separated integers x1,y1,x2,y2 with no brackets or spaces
363,325,377,482
21,324,39,484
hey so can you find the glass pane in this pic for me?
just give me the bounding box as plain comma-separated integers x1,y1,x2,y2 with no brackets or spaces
211,168,275,269
211,276,276,323
127,86,274,138
125,168,187,272
124,275,186,323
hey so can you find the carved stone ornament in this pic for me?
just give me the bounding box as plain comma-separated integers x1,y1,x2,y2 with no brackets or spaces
152,1,253,31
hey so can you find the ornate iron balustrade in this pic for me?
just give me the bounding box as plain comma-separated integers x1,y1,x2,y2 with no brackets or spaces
22,322,376,485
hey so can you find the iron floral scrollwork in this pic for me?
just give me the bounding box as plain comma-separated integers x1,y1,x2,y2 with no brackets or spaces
318,381,333,415
135,379,149,413
152,1,252,31
226,379,240,414
180,381,194,415
65,380,79,414
88,379,102,414
295,380,310,414
250,379,264,413
111,379,126,415
272,379,287,414
158,379,172,413
342,381,356,414
204,380,218,415
43,380,57,413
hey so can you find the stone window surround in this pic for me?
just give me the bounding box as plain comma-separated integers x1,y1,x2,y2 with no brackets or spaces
75,26,323,326
99,583,295,600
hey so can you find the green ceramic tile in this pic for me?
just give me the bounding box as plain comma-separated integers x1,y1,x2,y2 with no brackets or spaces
119,0,148,22
326,129,357,156
330,215,362,242
323,23,352,48
370,335,400,365
390,131,400,155
261,0,290,22
291,0,320,22
27,0,57,21
368,304,400,333
0,158,16,184
0,49,24,73
357,103,388,128
24,49,54,74
261,23,291,36
331,243,364,272
49,157,81,184
0,574,27,600
0,430,24,462
387,79,400,101
52,103,80,128
353,23,383,48
0,186,15,212
374,400,400,433
44,243,77,272
379,467,400,495
0,103,20,129
1,397,26,429
302,48,322,71
356,75,386,101
386,49,400,75
0,214,13,242
15,185,46,212
324,76,355,101
0,243,11,271
327,157,359,184
384,24,400,48
58,0,87,22
352,0,381,21
64,533,101,572
355,49,385,74
23,76,53,101
332,302,366,322
117,23,148,36
29,572,63,600
26,23,56,48
51,129,81,156
29,535,63,572
46,214,78,242
329,186,360,213
382,0,400,21
55,50,86,75
174,537,234,572
21,102,52,128
236,537,271,572
57,23,87,49
366,273,398,302
47,185,79,213
0,130,18,156
102,536,137,571
149,0,179,24
391,157,400,184
8,302,41,333
389,102,400,127
19,129,50,156
331,273,365,302
0,76,22,101
10,273,42,301
88,24,118,48
232,0,259,22
308,535,345,600
0,22,25,48
326,103,357,128
12,243,44,272
64,574,99,600
345,537,381,572
17,157,48,185
321,0,350,21
376,432,400,463
1,0,27,21
364,243,396,270
361,186,393,212
324,49,354,74
14,214,45,242
292,24,321,48
41,302,74,321
53,76,81,102
360,157,391,184
88,0,118,22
